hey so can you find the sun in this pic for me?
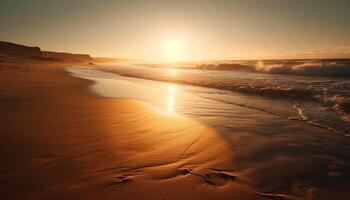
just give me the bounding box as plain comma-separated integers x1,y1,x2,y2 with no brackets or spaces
162,39,184,63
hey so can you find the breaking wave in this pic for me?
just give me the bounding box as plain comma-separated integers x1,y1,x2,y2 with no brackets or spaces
196,59,350,77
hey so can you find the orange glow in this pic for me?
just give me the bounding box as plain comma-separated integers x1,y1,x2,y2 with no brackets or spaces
163,40,184,63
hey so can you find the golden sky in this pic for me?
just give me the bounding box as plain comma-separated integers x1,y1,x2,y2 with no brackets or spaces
1,0,350,61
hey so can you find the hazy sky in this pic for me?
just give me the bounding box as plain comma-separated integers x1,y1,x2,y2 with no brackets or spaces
1,0,350,60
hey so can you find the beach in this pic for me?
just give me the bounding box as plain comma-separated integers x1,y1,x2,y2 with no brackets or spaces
68,65,350,200
0,60,265,200
1,58,349,199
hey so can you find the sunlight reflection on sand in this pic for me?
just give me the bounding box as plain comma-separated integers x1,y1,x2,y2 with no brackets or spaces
167,84,176,112
67,67,185,114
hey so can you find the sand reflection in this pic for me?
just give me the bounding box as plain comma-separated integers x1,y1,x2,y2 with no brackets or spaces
167,84,176,112
68,67,183,113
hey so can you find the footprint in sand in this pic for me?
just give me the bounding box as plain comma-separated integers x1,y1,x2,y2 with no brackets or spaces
191,170,237,186
108,175,131,186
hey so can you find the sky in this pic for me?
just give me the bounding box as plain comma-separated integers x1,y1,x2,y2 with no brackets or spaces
1,0,350,61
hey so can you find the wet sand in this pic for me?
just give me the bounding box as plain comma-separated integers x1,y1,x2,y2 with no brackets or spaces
0,61,261,200
68,66,350,200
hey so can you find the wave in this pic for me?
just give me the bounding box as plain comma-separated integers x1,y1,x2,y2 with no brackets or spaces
200,94,350,136
318,95,350,121
196,59,350,77
293,103,349,136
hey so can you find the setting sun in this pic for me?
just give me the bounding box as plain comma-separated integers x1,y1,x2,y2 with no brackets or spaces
162,39,184,62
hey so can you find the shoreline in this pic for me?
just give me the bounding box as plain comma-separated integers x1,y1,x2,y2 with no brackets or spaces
68,66,350,137
67,65,350,200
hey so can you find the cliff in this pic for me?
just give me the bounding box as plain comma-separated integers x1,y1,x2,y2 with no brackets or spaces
0,41,41,58
0,41,92,62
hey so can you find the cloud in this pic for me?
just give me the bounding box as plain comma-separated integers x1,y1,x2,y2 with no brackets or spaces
289,46,350,59
249,46,350,60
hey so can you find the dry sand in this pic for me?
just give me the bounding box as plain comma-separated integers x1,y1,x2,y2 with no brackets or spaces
0,60,271,199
